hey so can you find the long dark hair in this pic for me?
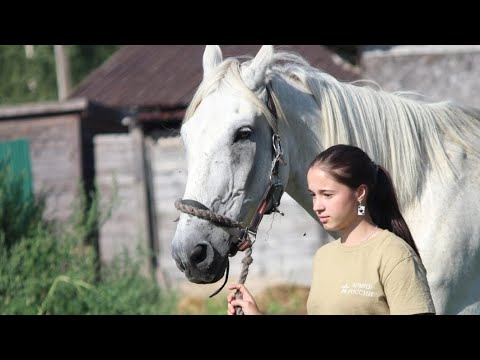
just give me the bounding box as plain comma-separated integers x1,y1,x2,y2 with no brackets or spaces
309,144,420,258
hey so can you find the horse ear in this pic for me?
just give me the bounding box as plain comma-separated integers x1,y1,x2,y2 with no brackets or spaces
242,45,274,91
203,45,223,79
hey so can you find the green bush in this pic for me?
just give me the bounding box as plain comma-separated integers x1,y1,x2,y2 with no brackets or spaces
0,159,178,314
0,158,45,250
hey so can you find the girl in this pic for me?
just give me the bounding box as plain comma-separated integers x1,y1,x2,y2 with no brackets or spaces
227,144,435,315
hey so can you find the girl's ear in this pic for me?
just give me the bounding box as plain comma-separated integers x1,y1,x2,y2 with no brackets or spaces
356,184,368,203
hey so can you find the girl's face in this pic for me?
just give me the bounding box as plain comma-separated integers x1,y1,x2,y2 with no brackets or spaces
307,167,363,232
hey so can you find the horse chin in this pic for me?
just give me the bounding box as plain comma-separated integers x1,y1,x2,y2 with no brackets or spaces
184,257,228,284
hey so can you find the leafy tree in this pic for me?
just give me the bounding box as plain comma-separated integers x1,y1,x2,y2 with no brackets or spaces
0,45,57,104
68,45,122,86
0,45,122,106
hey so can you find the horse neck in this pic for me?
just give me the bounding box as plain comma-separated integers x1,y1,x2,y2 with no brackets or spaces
275,80,323,219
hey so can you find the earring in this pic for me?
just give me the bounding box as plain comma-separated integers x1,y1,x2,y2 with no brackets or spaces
357,201,365,216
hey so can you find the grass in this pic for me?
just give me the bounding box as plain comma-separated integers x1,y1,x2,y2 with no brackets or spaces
175,284,309,315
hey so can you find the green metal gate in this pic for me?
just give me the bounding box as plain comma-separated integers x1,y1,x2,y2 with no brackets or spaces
0,138,33,199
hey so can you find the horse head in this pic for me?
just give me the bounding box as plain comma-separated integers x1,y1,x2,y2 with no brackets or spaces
171,45,291,283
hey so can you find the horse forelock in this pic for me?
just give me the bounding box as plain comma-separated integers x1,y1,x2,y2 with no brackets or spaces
183,56,287,131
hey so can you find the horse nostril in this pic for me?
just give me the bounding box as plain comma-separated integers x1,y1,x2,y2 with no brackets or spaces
189,244,208,265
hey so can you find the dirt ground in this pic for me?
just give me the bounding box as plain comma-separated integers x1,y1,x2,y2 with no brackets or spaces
176,281,310,315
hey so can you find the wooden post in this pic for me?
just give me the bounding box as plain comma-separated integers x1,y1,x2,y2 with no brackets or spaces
130,123,154,278
54,45,71,101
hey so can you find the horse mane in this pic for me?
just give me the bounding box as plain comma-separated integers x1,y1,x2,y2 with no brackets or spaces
185,47,480,207
269,52,480,206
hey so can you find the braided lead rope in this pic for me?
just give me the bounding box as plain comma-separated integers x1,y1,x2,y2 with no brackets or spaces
174,199,244,229
234,245,253,315
174,199,254,315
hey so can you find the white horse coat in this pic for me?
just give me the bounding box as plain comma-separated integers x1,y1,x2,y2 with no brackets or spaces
171,45,480,314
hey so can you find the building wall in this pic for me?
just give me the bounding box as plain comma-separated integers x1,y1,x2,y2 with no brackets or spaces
0,115,82,221
361,46,480,108
94,134,149,266
95,131,332,295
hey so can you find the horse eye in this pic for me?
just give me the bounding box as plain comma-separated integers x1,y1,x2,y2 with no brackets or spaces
234,127,252,142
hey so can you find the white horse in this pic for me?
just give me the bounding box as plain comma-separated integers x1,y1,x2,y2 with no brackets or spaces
171,45,480,314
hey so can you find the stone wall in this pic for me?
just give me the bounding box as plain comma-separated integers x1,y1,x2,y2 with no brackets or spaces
94,134,147,265
361,45,480,108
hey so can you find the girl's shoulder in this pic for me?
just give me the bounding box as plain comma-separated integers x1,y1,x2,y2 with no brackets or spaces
376,229,418,260
314,238,341,258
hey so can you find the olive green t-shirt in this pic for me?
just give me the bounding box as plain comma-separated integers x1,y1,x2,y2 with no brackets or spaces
306,229,436,315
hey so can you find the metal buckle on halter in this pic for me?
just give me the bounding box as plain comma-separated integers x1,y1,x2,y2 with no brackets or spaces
266,134,286,215
272,134,287,166
237,231,254,251
228,228,254,257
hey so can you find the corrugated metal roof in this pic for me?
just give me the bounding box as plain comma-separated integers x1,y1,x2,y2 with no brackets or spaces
69,45,362,109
